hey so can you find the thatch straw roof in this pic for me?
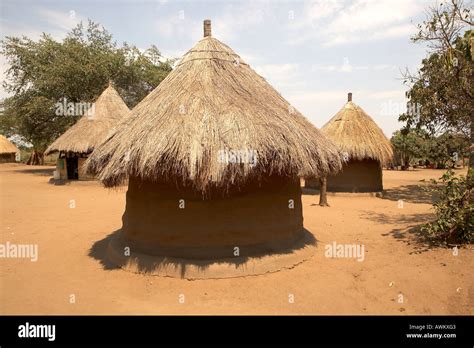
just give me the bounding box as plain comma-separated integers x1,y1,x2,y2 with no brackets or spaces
322,93,393,164
86,20,342,191
45,84,129,155
0,135,19,154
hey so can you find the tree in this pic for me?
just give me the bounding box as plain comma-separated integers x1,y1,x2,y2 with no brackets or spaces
400,0,473,171
427,132,470,168
391,128,469,169
401,1,474,245
391,129,429,169
0,20,174,164
319,177,329,206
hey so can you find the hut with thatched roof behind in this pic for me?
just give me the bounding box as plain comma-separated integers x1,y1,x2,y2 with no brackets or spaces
306,93,393,193
86,20,342,279
45,83,129,180
0,135,19,163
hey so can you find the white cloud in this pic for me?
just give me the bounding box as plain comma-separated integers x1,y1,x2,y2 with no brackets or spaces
37,8,81,32
307,0,344,21
254,63,302,88
288,88,407,106
155,2,269,44
287,0,424,46
373,64,396,71
286,88,408,135
311,61,396,73
212,2,269,42
238,52,263,65
0,8,84,42
161,48,186,60
289,90,348,103
366,89,406,100
156,13,197,39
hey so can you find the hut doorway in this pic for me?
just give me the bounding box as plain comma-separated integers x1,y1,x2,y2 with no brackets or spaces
66,156,79,180
58,152,79,180
56,152,93,180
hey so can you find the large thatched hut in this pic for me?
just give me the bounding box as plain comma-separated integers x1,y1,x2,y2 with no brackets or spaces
0,135,19,163
45,83,129,180
86,20,342,278
306,93,393,193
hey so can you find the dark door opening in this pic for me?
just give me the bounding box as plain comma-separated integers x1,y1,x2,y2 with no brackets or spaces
66,157,79,180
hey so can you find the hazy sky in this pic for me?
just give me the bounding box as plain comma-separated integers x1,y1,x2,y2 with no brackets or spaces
0,0,433,137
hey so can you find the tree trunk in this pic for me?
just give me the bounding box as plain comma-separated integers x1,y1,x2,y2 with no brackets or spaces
27,150,44,165
469,118,474,204
319,176,329,207
401,154,410,170
470,116,474,172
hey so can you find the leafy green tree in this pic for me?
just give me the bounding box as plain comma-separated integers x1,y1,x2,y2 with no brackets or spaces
400,0,473,170
1,20,173,164
427,132,470,169
401,1,474,246
391,129,429,169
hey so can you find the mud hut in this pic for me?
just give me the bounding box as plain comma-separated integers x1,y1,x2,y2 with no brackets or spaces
306,93,393,193
45,83,129,180
0,135,19,163
86,20,342,278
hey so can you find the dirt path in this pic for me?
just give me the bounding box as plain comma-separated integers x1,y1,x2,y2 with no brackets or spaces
0,163,472,314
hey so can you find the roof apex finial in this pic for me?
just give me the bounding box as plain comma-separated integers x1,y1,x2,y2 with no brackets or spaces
348,92,352,102
204,19,212,37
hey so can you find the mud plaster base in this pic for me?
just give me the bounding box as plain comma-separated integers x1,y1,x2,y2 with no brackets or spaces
106,229,317,279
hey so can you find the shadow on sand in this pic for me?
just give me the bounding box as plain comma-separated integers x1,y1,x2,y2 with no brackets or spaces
360,211,443,254
88,231,121,270
88,228,317,278
380,184,437,204
15,167,55,176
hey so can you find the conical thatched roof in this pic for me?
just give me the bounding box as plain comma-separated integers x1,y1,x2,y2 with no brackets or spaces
45,84,129,155
322,93,393,164
86,20,342,191
0,135,19,154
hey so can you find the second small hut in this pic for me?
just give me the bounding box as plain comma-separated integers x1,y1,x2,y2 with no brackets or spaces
45,83,129,180
307,93,393,193
86,20,342,279
0,135,19,163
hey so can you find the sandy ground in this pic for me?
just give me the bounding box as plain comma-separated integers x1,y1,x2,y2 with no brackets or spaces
0,163,472,315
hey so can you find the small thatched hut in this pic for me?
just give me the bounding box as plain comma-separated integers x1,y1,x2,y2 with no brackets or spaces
0,135,19,163
306,93,393,193
45,83,129,180
86,20,342,278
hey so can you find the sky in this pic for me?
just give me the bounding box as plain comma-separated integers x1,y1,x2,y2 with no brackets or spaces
0,0,434,137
